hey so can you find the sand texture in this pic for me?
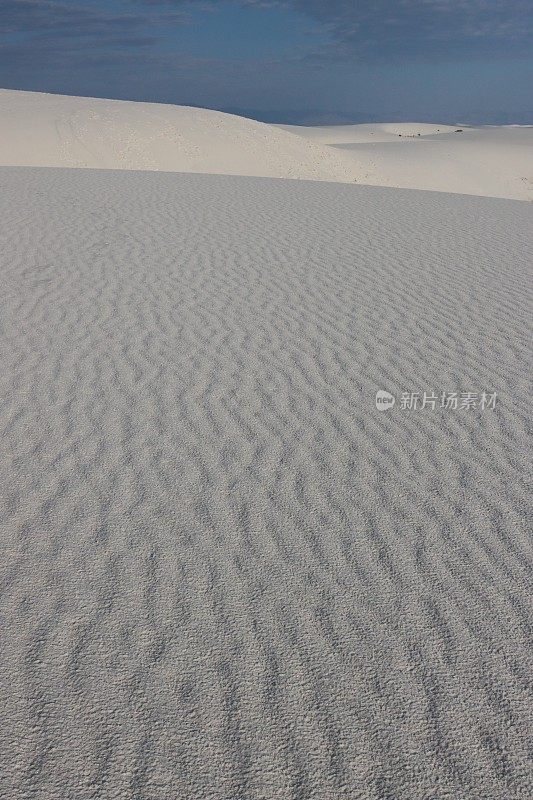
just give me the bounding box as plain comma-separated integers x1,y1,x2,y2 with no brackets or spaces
0,167,532,799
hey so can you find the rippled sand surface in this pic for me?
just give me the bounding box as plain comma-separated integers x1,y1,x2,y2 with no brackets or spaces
1,168,532,799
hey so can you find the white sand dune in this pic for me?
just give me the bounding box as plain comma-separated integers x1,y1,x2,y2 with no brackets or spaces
0,89,356,183
281,122,533,201
2,90,533,199
1,167,532,799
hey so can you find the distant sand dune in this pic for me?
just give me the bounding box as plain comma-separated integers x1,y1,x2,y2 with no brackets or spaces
278,121,462,144
281,122,533,201
2,89,533,198
0,167,531,799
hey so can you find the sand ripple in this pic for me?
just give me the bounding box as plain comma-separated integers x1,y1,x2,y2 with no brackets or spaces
0,168,532,799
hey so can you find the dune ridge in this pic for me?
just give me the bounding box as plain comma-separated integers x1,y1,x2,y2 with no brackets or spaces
0,89,357,183
0,167,531,799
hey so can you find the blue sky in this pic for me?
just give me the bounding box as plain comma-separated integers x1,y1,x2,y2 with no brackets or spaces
1,0,532,123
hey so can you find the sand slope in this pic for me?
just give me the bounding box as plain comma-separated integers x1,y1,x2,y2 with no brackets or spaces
0,89,356,182
1,167,532,799
282,122,533,201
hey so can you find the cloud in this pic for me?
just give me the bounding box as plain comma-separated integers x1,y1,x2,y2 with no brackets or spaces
1,0,148,35
0,0,187,47
291,0,533,59
0,0,190,88
3,1,531,72
1,0,531,113
138,0,533,59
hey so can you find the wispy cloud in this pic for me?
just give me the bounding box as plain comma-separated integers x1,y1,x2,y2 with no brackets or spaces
290,0,533,59
1,0,531,119
0,0,186,50
2,1,531,75
141,0,533,58
0,0,190,89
